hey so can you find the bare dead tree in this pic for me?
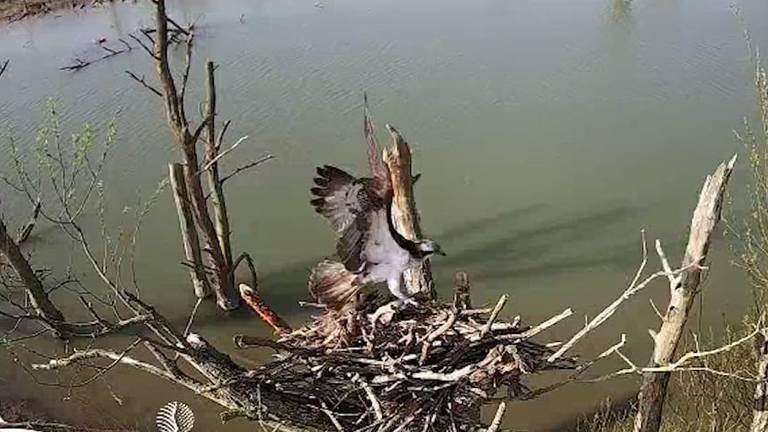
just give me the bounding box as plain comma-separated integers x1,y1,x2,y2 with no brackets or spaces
125,0,272,311
631,155,736,432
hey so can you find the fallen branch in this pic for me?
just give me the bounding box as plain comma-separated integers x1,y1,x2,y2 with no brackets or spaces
59,40,133,71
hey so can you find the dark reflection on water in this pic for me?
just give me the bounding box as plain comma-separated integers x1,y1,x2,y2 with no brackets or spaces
441,206,638,277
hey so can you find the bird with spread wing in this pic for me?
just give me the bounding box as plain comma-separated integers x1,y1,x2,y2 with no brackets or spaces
308,103,444,310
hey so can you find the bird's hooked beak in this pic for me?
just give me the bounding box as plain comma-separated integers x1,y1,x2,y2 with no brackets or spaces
434,246,447,257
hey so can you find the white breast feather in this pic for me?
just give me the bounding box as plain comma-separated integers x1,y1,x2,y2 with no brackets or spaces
363,209,410,282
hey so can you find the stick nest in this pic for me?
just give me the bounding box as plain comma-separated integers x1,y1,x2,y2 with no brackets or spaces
235,280,576,431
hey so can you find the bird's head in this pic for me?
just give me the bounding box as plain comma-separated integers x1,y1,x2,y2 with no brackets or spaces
416,239,446,258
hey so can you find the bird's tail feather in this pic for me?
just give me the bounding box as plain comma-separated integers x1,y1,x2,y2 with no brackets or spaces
309,260,361,309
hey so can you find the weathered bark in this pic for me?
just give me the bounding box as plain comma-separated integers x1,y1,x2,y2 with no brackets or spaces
382,124,435,299
633,155,737,432
152,0,236,310
169,163,211,298
203,60,233,271
0,216,63,322
751,329,768,432
181,150,237,310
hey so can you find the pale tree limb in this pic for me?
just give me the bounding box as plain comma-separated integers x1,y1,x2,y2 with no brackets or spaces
634,154,737,432
486,402,506,432
515,308,573,339
169,163,211,298
548,233,697,363
202,60,234,271
583,325,760,384
198,135,249,175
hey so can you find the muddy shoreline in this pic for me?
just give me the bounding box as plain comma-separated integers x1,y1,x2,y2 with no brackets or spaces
1,0,111,23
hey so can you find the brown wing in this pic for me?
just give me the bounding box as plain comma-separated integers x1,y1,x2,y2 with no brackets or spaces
363,93,392,199
310,165,386,273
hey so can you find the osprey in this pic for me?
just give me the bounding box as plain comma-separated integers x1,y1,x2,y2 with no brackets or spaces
309,108,444,310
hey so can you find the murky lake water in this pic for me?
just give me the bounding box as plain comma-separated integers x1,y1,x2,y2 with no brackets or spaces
2,0,768,430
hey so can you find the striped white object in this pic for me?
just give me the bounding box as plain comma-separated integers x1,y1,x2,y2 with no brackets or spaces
156,401,195,432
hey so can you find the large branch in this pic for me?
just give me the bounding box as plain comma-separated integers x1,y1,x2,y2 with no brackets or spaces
0,216,64,323
153,0,184,133
203,61,233,271
169,163,211,298
633,154,737,432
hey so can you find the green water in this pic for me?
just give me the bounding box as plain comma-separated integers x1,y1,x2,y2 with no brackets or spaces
1,0,768,430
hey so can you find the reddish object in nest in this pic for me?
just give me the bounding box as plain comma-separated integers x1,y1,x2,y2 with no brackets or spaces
239,284,292,334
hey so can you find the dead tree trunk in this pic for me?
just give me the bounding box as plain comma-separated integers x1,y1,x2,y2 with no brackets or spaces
382,124,435,299
0,216,63,322
751,329,768,432
203,60,233,271
151,0,237,310
169,163,211,299
633,155,736,432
